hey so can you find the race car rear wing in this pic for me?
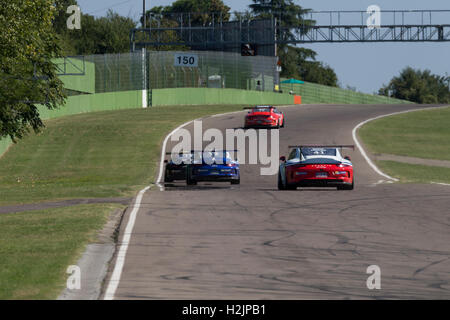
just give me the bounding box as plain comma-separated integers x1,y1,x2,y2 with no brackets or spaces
243,106,273,110
166,149,239,155
288,145,355,150
165,150,240,164
165,150,240,160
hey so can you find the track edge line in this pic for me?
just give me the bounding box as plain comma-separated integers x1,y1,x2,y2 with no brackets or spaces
103,108,252,300
352,105,448,182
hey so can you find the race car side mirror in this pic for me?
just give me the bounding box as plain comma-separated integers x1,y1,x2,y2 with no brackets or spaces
344,156,351,161
280,156,286,162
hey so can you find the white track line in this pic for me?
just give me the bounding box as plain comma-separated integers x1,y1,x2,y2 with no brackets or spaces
104,109,247,299
103,185,150,300
104,105,446,299
104,118,197,299
431,182,450,187
155,120,195,189
352,105,447,182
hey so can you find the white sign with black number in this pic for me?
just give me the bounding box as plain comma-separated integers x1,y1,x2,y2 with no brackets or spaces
174,53,198,67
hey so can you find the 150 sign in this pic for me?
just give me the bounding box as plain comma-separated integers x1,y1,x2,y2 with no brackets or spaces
174,53,198,67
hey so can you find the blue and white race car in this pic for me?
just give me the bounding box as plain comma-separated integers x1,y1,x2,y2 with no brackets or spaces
186,150,240,185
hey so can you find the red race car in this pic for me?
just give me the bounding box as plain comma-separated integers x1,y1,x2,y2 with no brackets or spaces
244,105,285,129
278,145,355,190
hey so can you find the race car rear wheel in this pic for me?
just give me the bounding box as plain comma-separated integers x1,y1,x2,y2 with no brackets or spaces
337,178,354,190
186,171,197,185
278,172,297,190
281,118,285,128
231,178,240,185
347,178,355,190
164,170,174,183
286,183,297,190
278,172,286,190
186,178,197,185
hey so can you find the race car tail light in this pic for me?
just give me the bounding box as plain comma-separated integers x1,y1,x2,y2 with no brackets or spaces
333,171,351,178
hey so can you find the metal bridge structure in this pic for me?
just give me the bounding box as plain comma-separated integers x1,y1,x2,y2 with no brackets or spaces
130,10,450,55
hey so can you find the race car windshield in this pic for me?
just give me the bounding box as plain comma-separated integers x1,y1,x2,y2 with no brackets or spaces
302,147,337,156
192,151,232,164
253,107,271,112
170,153,192,164
203,151,230,159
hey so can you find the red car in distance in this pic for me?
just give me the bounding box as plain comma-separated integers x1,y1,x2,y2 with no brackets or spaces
244,105,285,129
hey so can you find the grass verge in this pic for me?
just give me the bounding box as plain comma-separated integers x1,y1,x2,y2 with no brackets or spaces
0,203,124,300
0,104,249,299
359,106,450,183
377,160,450,184
359,106,450,160
0,105,245,206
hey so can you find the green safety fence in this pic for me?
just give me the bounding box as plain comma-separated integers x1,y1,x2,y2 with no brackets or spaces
280,80,411,105
54,57,96,94
151,88,294,106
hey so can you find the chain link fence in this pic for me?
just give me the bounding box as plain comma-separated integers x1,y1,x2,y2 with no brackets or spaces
81,50,278,94
84,52,145,93
280,80,411,105
66,51,410,105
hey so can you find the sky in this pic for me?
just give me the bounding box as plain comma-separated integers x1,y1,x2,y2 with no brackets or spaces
77,0,449,94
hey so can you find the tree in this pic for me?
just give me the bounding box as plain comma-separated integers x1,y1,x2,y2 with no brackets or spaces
0,0,66,141
51,1,137,55
146,0,231,26
53,0,79,34
247,1,337,86
169,0,231,25
278,46,338,87
232,10,254,21
60,10,136,55
249,0,313,44
136,7,189,51
139,0,231,51
379,67,450,104
144,0,231,27
52,0,79,55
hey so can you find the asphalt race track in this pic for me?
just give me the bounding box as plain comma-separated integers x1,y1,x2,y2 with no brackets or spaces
105,104,450,299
